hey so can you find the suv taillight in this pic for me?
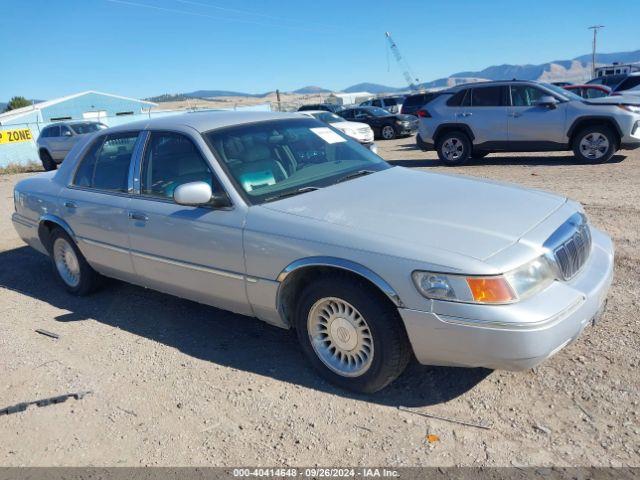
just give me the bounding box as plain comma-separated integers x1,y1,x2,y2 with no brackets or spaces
416,109,431,118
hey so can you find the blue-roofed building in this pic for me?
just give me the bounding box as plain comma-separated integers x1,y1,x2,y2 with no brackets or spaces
0,91,157,167
0,91,156,126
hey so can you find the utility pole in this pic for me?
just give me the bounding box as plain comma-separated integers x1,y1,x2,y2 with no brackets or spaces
588,25,605,79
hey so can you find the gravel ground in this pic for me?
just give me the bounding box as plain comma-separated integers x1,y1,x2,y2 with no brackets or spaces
0,141,638,467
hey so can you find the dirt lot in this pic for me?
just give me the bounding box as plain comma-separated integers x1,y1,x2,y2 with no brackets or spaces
0,141,638,467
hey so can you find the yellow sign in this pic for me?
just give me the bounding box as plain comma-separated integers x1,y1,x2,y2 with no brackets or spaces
0,128,33,145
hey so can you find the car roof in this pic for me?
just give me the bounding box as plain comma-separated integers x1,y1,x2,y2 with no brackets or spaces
298,110,334,115
105,110,303,134
443,79,543,93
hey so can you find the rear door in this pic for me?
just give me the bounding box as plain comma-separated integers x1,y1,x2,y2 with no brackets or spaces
126,131,251,315
507,85,567,145
62,131,142,280
46,125,64,160
456,86,509,145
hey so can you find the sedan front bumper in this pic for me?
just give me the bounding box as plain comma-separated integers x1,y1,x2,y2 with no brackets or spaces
399,227,614,370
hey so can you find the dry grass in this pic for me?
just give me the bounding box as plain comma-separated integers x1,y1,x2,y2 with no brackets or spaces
0,161,43,175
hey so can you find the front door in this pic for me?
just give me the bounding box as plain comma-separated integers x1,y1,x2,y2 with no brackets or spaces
126,131,251,315
61,131,141,280
507,85,567,145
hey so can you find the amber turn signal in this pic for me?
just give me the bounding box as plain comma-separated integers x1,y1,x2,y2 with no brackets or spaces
466,277,517,304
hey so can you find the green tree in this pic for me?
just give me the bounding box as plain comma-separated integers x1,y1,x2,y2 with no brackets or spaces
4,96,31,112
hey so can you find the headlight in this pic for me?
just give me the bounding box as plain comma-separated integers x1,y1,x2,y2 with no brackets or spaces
618,104,640,114
412,256,555,304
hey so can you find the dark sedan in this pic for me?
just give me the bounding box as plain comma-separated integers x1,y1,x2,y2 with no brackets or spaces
339,106,418,140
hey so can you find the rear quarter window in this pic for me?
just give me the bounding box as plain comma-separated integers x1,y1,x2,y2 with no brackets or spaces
446,89,469,107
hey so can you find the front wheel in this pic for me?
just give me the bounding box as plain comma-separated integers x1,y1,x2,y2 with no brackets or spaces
436,131,471,166
572,126,617,163
39,150,57,171
380,125,397,140
295,276,411,393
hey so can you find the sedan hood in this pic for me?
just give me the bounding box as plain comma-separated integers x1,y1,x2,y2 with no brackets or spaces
332,121,372,130
584,95,640,106
262,167,566,260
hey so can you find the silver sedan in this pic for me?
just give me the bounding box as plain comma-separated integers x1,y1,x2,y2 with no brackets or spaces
12,111,614,393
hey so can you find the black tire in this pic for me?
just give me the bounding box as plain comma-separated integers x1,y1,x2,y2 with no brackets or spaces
572,125,617,163
48,228,101,295
380,124,397,140
436,131,471,166
472,150,490,159
294,275,411,393
39,150,57,171
416,134,430,151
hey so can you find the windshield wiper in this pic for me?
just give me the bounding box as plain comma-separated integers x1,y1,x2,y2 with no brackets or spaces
334,169,375,184
264,186,320,203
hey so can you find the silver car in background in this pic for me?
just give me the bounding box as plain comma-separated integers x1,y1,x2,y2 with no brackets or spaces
297,110,375,149
37,121,107,171
13,111,614,393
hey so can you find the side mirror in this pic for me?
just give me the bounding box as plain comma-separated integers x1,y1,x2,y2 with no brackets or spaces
63,130,72,137
536,95,559,108
174,181,213,206
174,181,232,208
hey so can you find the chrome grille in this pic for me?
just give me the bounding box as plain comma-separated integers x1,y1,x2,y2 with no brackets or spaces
549,216,592,280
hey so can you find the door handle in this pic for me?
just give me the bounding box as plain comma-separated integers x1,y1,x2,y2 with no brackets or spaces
509,112,523,118
128,211,148,222
63,201,77,209
458,112,473,117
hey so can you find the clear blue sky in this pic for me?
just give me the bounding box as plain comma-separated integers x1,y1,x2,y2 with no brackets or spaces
1,0,638,100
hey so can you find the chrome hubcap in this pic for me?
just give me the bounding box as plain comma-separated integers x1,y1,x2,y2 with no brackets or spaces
307,297,374,377
442,138,464,160
53,238,80,287
382,126,394,139
579,133,609,160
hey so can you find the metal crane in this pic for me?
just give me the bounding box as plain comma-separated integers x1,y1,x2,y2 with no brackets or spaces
385,32,421,91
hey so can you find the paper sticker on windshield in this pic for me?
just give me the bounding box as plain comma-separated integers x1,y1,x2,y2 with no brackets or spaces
310,127,346,144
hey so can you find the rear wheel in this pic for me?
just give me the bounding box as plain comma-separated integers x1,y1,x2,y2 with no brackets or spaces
295,275,411,393
380,125,397,140
39,150,57,171
49,228,100,295
572,126,617,163
436,131,471,166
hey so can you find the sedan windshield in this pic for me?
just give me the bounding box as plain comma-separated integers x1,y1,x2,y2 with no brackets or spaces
204,118,389,204
311,112,343,124
70,123,107,134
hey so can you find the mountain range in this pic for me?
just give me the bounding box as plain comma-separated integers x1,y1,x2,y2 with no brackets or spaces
146,49,639,102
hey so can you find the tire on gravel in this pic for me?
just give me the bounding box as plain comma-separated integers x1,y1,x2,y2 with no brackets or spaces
39,150,57,171
436,131,471,166
49,227,101,295
572,125,618,163
294,274,411,393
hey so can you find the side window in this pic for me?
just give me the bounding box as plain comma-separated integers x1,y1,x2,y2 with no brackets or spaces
372,100,382,107
354,109,369,120
40,127,51,138
447,89,469,107
140,132,216,200
510,86,547,107
73,133,138,192
48,125,60,137
586,88,606,99
470,86,505,107
341,109,354,119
